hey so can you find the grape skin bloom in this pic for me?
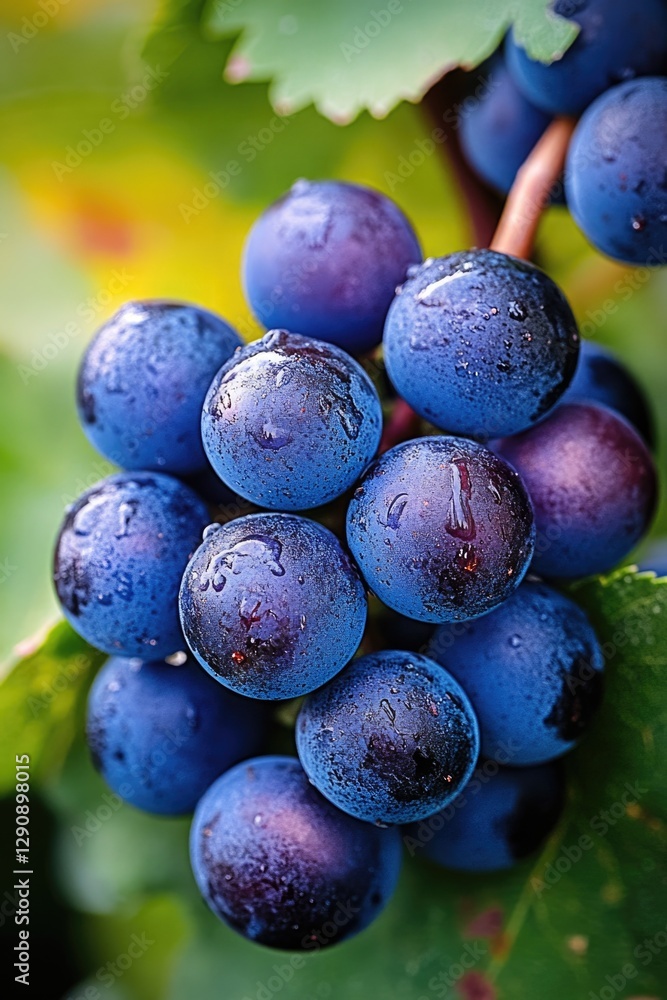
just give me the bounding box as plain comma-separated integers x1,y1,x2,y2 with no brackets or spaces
179,512,368,700
86,654,267,815
201,330,383,511
242,179,422,355
189,756,403,950
77,300,242,474
383,250,580,440
296,650,480,825
53,472,209,659
346,436,535,623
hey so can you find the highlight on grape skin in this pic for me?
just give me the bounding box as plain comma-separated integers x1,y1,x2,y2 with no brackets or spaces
86,653,268,815
427,581,605,766
179,512,368,700
296,650,480,825
382,250,580,440
346,436,536,623
201,329,383,511
53,472,209,659
189,756,403,951
77,300,242,475
242,179,422,355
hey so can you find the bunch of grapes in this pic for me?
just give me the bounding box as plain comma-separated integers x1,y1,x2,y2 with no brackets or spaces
53,1,664,954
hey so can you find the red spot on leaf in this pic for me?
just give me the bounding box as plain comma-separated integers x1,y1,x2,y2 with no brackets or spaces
464,906,504,939
456,971,496,1000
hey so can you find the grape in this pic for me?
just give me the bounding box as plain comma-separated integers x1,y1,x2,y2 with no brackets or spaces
179,512,367,700
506,0,667,117
405,762,565,872
383,251,580,439
561,340,654,446
495,402,657,578
296,650,480,825
53,472,209,658
460,56,552,195
201,330,382,510
242,180,421,355
190,756,402,949
346,436,535,623
76,301,242,474
86,654,267,815
565,77,667,265
427,581,604,765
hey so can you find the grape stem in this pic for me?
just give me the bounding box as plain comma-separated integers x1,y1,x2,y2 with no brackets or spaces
490,117,576,260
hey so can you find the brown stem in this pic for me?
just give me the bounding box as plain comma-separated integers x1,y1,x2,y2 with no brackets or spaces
380,398,421,453
490,117,576,259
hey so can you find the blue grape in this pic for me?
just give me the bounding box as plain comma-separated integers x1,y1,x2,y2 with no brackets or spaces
179,512,367,700
565,77,667,265
54,472,209,658
427,581,604,765
495,402,657,578
383,251,580,439
201,330,382,510
460,57,552,195
561,340,654,446
86,654,267,815
77,301,242,474
190,756,402,949
296,650,480,825
405,762,565,872
242,179,421,355
346,436,535,623
506,0,667,117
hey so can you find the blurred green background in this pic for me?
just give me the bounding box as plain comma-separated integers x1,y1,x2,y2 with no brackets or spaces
0,2,666,998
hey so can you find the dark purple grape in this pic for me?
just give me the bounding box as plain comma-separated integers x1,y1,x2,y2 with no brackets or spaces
495,402,657,578
190,756,402,949
346,436,535,623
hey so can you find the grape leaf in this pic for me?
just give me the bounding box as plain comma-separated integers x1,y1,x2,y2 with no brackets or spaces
159,567,667,998
202,0,579,123
0,621,104,795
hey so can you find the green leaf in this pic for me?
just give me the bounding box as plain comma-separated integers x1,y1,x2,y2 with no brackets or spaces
202,0,579,122
0,620,104,795
156,568,666,998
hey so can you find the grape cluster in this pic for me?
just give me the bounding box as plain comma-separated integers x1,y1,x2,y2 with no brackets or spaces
53,17,664,951
460,2,667,264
